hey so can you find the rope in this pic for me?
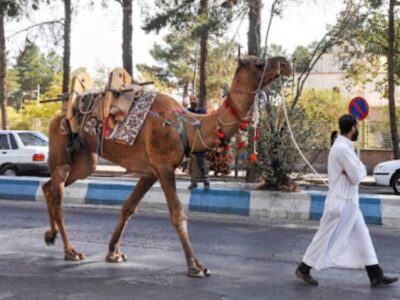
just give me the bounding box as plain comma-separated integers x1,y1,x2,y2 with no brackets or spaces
252,93,260,155
191,130,199,153
277,73,329,187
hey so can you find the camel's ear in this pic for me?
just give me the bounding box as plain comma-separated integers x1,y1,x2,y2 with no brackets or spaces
237,58,246,67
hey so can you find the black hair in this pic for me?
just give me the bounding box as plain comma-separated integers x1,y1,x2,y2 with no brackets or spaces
330,130,338,146
339,114,357,134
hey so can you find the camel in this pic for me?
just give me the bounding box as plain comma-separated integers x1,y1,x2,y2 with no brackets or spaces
42,55,291,278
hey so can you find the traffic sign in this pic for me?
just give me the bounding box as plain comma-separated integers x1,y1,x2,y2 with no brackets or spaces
348,96,369,121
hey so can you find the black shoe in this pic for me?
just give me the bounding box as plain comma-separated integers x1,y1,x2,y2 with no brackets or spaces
188,182,197,190
370,276,398,287
366,264,398,287
295,263,319,286
204,181,210,191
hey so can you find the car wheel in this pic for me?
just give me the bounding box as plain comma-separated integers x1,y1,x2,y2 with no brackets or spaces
2,166,17,176
391,173,400,195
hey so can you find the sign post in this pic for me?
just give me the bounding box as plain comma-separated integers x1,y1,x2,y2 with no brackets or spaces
348,96,369,158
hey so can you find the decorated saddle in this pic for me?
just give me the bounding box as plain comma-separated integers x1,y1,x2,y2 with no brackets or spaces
61,68,157,147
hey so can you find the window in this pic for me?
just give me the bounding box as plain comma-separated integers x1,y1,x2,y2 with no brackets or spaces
9,133,18,149
0,134,10,150
18,132,48,147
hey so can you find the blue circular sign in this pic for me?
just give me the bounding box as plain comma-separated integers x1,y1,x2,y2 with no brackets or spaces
348,96,369,121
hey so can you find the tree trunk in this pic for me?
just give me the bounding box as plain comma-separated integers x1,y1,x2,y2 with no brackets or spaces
122,0,133,77
387,0,399,159
183,80,189,100
62,0,71,94
247,0,261,56
198,0,208,109
245,0,261,182
0,12,7,129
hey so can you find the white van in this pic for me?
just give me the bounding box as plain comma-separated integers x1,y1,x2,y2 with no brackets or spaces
0,130,49,176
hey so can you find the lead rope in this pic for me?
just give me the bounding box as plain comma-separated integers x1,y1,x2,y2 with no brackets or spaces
252,92,260,155
277,62,329,187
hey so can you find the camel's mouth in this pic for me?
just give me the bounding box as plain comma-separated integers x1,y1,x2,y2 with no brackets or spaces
267,57,292,77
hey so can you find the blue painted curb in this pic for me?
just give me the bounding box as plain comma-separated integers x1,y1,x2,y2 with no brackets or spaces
189,189,250,216
0,179,39,201
85,183,135,205
309,191,382,225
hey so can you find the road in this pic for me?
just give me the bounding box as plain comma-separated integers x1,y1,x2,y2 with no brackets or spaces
0,201,399,300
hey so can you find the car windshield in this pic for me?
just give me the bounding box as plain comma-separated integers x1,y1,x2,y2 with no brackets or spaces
18,132,48,146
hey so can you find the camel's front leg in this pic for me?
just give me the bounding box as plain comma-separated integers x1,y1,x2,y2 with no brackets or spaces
106,175,157,263
43,164,84,261
158,167,210,278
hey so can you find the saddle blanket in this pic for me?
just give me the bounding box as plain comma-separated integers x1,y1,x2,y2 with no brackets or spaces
84,91,158,145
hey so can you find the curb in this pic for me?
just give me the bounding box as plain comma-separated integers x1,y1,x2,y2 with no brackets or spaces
1,177,399,228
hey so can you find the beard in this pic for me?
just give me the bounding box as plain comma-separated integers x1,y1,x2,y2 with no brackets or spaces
351,129,359,141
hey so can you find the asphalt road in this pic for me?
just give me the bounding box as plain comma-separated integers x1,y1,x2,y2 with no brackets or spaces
0,201,399,300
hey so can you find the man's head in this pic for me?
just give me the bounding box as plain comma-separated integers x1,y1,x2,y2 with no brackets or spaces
189,94,198,110
339,114,359,141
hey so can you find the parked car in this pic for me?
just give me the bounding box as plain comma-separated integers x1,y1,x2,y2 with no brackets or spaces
373,160,400,194
0,130,49,176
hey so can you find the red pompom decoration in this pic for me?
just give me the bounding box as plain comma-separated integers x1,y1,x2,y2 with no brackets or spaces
250,153,257,162
237,141,246,149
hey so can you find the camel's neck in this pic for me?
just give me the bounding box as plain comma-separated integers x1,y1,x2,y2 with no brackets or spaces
189,79,256,152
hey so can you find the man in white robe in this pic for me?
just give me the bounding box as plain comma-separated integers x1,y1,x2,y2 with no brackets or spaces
295,114,398,287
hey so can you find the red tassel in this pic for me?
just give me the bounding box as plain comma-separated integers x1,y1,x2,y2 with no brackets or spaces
250,153,257,162
237,141,246,149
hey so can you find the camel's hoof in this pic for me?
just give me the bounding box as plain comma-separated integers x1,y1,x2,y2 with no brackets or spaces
65,252,84,261
44,230,58,246
203,268,211,276
105,253,128,263
187,267,205,278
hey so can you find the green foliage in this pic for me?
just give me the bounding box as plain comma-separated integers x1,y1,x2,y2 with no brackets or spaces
294,88,346,148
136,64,175,94
0,0,42,18
337,4,400,86
139,31,237,106
14,43,62,95
142,0,238,37
292,45,311,73
254,87,346,189
206,40,237,104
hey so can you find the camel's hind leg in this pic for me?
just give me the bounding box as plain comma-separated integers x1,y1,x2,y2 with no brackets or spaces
157,167,210,278
42,145,96,261
106,175,157,263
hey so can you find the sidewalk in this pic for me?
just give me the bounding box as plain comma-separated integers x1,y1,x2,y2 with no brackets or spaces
93,164,378,186
1,169,399,228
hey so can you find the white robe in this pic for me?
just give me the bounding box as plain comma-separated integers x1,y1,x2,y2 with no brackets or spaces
303,135,378,270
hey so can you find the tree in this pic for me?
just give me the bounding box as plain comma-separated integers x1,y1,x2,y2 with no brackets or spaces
247,0,261,56
150,32,197,100
143,0,237,109
0,7,7,129
62,0,71,93
387,0,400,158
0,0,53,129
337,0,400,158
114,0,133,77
292,45,312,73
253,3,361,187
14,43,62,97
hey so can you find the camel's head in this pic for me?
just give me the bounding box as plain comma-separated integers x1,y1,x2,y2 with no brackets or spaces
236,56,291,89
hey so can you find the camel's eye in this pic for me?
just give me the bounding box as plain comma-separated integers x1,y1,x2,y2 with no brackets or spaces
255,61,265,70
